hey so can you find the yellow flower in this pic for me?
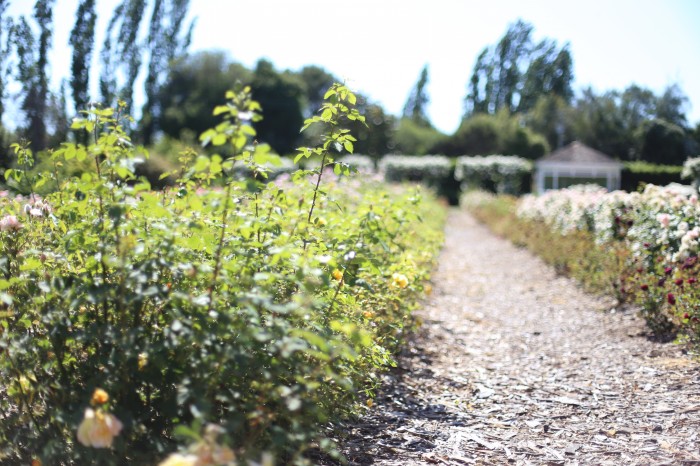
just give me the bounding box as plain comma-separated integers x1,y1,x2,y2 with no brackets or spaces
363,310,375,319
158,453,199,466
332,269,343,281
91,388,109,405
76,408,123,448
138,352,148,370
316,217,327,227
424,284,433,296
31,459,42,466
391,273,409,289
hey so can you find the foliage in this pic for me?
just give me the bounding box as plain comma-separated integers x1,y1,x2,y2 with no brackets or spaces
393,117,445,156
69,0,97,133
622,161,683,192
140,0,194,145
158,51,253,141
379,155,457,204
432,111,548,158
0,85,445,464
402,65,431,127
570,85,695,162
251,59,305,156
455,155,532,195
465,19,573,116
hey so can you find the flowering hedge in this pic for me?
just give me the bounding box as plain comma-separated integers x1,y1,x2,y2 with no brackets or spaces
0,85,445,465
455,155,532,195
466,183,700,350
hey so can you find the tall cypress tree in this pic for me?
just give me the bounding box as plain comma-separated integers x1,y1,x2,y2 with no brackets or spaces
0,0,12,124
99,0,147,114
140,0,193,145
13,0,55,151
69,0,97,119
402,65,432,127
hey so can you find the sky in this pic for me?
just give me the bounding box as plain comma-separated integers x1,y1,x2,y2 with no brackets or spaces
7,0,700,134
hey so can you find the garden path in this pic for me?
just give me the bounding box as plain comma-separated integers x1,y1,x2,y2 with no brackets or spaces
332,209,700,465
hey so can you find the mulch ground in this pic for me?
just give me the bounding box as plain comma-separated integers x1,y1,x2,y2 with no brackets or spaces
326,209,700,465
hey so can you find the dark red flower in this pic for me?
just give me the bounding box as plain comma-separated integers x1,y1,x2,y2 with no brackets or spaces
667,293,676,305
675,278,684,286
664,267,673,275
658,278,666,287
689,277,697,285
636,267,644,273
627,220,634,227
683,313,690,319
643,242,651,248
641,284,649,291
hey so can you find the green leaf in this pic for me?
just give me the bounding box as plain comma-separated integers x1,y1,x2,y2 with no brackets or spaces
212,134,227,146
343,141,354,153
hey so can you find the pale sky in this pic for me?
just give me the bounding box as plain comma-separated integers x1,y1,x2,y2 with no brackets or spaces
7,0,700,134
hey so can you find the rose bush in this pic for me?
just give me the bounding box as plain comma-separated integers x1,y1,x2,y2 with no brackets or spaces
0,85,445,464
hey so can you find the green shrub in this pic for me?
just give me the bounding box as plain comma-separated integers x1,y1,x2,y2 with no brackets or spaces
379,155,458,204
622,161,682,191
0,85,445,464
455,155,532,195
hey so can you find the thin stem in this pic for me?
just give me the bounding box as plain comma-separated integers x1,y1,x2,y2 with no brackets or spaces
208,181,234,311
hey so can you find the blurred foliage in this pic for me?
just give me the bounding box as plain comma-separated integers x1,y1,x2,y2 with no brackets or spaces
432,111,548,158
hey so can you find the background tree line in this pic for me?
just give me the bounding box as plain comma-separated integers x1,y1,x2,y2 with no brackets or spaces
0,7,697,170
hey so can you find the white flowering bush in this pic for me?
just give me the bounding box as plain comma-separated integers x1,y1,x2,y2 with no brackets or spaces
681,156,700,188
380,155,452,185
514,182,700,341
455,155,532,195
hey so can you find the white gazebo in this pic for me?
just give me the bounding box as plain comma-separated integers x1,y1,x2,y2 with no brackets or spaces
534,141,622,192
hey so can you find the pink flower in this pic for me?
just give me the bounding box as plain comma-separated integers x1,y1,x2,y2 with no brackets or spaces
657,213,671,228
0,215,21,232
76,408,123,448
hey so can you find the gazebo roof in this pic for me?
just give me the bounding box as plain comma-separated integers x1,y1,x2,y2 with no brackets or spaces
537,141,621,166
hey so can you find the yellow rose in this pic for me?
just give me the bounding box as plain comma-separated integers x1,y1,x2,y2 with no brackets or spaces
76,408,123,448
332,269,343,281
91,388,109,405
157,453,200,466
391,273,409,289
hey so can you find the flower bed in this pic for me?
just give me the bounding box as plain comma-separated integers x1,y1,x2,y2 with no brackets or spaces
464,183,700,350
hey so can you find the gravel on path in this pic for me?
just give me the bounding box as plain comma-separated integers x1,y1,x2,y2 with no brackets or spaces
332,209,700,465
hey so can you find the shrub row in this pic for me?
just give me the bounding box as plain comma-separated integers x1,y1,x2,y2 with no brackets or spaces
0,86,445,465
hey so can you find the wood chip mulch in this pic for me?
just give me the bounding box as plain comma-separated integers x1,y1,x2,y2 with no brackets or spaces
325,209,700,465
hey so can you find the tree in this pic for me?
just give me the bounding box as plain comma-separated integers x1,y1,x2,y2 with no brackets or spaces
250,59,304,155
12,0,55,151
656,84,689,128
347,95,395,158
636,119,687,165
431,110,548,158
140,0,194,145
99,0,148,113
402,64,431,127
525,94,574,150
464,20,573,118
298,65,337,117
393,118,445,155
518,41,573,112
69,0,96,142
0,0,12,124
157,51,252,141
